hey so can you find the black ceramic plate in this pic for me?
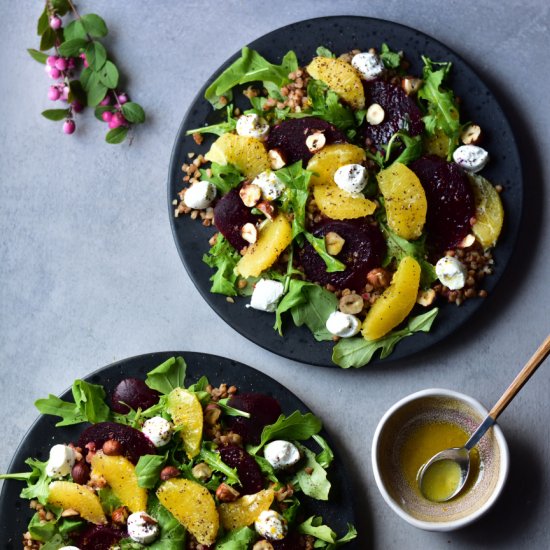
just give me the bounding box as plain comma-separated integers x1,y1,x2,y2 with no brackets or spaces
0,352,358,549
168,16,522,367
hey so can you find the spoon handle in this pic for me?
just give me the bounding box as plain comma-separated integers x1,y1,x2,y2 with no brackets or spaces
489,333,550,420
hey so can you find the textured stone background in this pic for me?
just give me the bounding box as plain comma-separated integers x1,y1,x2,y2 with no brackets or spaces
1,1,549,547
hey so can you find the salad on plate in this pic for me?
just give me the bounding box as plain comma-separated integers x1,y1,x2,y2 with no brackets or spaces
173,44,505,368
0,356,356,549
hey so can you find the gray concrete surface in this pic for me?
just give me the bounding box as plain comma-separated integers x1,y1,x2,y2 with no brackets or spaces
1,1,549,548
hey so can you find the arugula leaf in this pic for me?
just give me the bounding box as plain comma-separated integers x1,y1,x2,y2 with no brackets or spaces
249,410,322,454
313,434,334,469
215,526,256,549
135,454,167,489
316,46,336,58
277,162,312,238
303,232,345,273
217,398,251,418
188,375,210,392
205,47,298,108
41,535,67,550
28,512,57,541
145,356,187,394
379,43,401,69
98,486,123,514
202,235,241,296
148,493,186,549
199,162,244,195
253,455,279,483
282,496,301,526
332,308,439,368
199,446,240,485
34,394,85,426
299,516,358,548
118,540,146,550
187,105,237,137
294,443,331,500
382,130,423,166
2,458,51,505
418,56,461,158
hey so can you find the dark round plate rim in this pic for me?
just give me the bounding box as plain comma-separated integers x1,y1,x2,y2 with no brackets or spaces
0,351,358,547
167,15,523,368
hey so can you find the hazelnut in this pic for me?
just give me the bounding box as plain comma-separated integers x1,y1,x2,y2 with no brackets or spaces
102,439,122,456
458,234,476,248
305,131,326,153
204,403,222,426
460,124,482,145
367,267,391,289
111,506,129,525
253,542,275,550
241,223,258,244
325,231,345,256
339,293,364,314
239,183,262,207
160,465,180,481
256,201,276,220
366,103,385,125
268,148,287,169
215,482,240,502
60,508,80,517
71,461,91,485
417,288,436,306
192,462,213,481
401,76,423,95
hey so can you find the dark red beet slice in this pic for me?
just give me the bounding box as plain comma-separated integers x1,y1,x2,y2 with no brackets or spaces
213,187,260,250
78,422,156,464
410,155,475,252
271,532,306,549
74,525,126,550
225,393,282,445
267,117,347,164
362,80,424,149
299,218,386,291
219,444,264,494
110,377,160,414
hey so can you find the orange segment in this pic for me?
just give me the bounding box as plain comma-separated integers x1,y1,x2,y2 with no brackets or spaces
307,144,366,186
218,489,274,531
91,453,147,513
423,129,452,158
48,481,106,524
362,256,421,340
236,214,292,278
157,478,219,546
307,57,365,109
205,133,270,179
166,388,203,459
377,162,427,240
467,173,504,248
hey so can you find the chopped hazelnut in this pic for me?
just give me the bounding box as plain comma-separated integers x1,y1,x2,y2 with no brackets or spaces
102,439,122,456
339,293,364,314
192,462,213,481
325,231,345,256
366,103,385,125
417,288,436,306
367,267,391,289
241,223,258,244
215,482,240,502
160,466,180,481
268,148,287,169
253,542,275,550
256,201,276,220
305,131,326,153
458,234,476,248
111,506,129,525
460,124,482,145
401,76,423,95
239,183,262,207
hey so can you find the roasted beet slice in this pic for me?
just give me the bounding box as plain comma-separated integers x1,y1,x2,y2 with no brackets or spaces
225,393,282,445
219,444,265,494
267,117,347,165
78,422,156,464
74,525,126,550
299,218,386,291
362,80,424,149
410,155,475,252
213,187,260,250
271,532,306,549
110,377,160,414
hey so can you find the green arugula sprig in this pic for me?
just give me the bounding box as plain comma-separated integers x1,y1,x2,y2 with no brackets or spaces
299,516,358,549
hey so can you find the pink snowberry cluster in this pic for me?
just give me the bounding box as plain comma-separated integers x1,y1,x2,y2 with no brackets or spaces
99,93,130,129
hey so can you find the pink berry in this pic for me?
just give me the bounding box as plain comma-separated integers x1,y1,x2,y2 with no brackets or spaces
72,101,84,113
118,93,128,105
47,56,58,67
49,16,62,30
48,86,61,101
55,58,68,71
49,67,61,79
99,96,111,106
63,120,75,134
102,111,113,123
67,57,76,70
79,53,89,68
61,86,70,101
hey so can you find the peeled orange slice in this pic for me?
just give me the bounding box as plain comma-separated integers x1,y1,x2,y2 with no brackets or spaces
48,481,106,525
218,489,274,531
467,173,504,248
166,388,203,459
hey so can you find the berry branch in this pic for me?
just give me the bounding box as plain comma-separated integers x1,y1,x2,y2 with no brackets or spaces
28,0,145,143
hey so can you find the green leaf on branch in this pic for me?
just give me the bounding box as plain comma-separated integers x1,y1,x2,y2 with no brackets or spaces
51,0,71,15
122,102,146,124
28,48,48,64
98,61,119,89
58,38,88,57
80,67,93,90
106,126,129,144
332,308,439,368
64,20,87,41
37,8,49,36
87,81,108,107
85,41,107,71
40,28,57,51
81,14,109,38
41,109,70,121
68,80,87,105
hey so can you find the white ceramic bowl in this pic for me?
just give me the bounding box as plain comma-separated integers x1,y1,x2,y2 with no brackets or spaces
371,388,509,531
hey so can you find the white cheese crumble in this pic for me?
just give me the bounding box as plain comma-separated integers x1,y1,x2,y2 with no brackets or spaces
452,145,489,173
351,52,385,81
435,256,468,290
252,171,285,201
184,181,217,210
46,444,76,478
333,164,368,196
127,512,160,545
326,311,361,338
255,509,288,541
142,416,173,447
236,113,270,140
264,440,301,470
249,279,285,312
